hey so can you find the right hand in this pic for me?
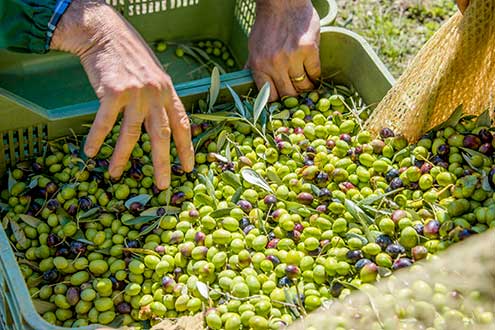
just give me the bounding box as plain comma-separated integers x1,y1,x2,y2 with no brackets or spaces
456,0,469,13
51,0,194,189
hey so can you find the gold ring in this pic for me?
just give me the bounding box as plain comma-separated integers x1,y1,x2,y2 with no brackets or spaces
290,73,306,83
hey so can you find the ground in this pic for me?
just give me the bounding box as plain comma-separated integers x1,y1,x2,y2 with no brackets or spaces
335,0,457,77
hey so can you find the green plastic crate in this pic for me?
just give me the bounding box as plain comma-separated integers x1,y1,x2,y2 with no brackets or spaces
0,0,336,175
0,27,394,330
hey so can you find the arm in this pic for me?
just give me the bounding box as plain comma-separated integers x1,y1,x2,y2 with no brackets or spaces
247,0,321,101
0,0,57,53
50,0,194,189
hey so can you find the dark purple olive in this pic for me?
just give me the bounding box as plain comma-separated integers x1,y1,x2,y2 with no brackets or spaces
278,276,292,287
354,146,363,155
162,276,175,290
285,265,300,279
318,188,332,201
346,250,364,263
489,167,495,190
239,217,250,230
330,282,344,297
304,98,314,108
478,129,493,143
46,182,58,195
264,195,277,206
129,167,144,181
237,200,253,213
340,134,352,143
306,146,316,154
304,115,313,122
171,192,186,206
151,184,161,195
70,241,87,255
42,269,60,283
479,143,494,155
156,207,166,217
389,177,403,190
392,257,413,270
355,258,372,271
437,144,450,157
385,169,400,182
376,235,393,250
315,172,329,185
380,127,395,138
47,233,61,247
189,209,199,219
116,302,132,314
243,225,255,235
391,210,408,223
326,139,336,150
430,155,444,165
55,246,70,257
463,134,481,149
297,192,314,205
32,162,43,173
413,224,424,235
129,202,144,215
125,240,140,249
413,160,424,168
67,204,78,216
66,287,80,306
458,228,474,240
339,182,355,192
78,197,93,211
171,164,185,176
97,159,109,168
385,244,405,258
423,220,440,239
173,268,183,280
411,245,428,261
303,159,314,166
409,182,420,190
266,255,281,266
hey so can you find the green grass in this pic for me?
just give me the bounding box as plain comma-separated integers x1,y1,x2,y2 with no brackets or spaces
335,0,457,77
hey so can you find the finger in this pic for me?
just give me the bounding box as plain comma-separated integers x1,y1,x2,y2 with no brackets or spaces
252,71,278,102
109,102,144,178
144,107,171,189
164,89,195,173
288,62,314,92
272,72,298,99
304,51,321,82
84,98,120,158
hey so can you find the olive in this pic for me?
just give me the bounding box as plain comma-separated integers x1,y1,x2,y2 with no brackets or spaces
46,234,61,247
385,244,405,258
237,200,253,213
42,269,60,283
278,276,292,287
375,235,393,250
70,241,87,255
116,302,132,314
463,134,481,149
380,127,395,138
78,197,93,211
392,257,413,270
355,258,372,271
46,199,60,211
385,168,400,182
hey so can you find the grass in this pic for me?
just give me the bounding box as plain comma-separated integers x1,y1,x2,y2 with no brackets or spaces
335,0,458,78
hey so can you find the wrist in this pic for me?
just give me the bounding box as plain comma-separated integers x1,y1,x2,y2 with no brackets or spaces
255,0,312,12
50,0,120,56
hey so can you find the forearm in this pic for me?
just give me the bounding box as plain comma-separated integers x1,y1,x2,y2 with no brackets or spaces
255,0,312,11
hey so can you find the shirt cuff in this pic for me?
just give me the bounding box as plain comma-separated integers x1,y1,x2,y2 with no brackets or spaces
24,0,58,53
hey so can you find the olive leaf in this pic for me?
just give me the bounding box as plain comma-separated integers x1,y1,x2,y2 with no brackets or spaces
345,232,368,246
0,202,10,213
358,187,404,206
125,194,152,209
18,214,43,227
138,220,160,237
481,171,494,192
196,281,209,300
266,169,282,185
198,173,216,199
122,248,160,258
33,299,57,314
7,170,16,194
190,112,242,122
227,84,247,118
73,229,95,245
344,199,374,242
225,141,232,162
253,82,270,125
459,147,490,161
221,171,241,189
10,218,29,249
475,109,492,127
28,176,40,190
272,109,291,120
208,66,220,111
140,207,161,216
310,184,321,197
231,187,243,204
77,207,101,220
123,215,159,226
216,129,229,151
194,193,216,207
160,206,181,215
240,168,273,193
210,208,234,219
433,105,464,131
284,288,301,318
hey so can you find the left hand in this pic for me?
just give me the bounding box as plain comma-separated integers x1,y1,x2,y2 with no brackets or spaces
248,0,321,101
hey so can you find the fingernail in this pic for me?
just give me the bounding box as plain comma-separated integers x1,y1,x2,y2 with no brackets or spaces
158,177,170,190
85,147,96,157
110,166,124,177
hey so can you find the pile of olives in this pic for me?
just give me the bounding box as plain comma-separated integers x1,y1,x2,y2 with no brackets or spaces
1,82,493,329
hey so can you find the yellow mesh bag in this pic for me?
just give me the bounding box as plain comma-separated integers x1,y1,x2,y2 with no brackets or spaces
365,0,495,141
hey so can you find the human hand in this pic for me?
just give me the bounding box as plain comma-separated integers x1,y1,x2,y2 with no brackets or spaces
248,0,321,101
51,0,194,189
456,0,469,13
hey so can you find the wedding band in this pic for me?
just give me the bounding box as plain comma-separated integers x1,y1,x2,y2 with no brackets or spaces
290,74,306,83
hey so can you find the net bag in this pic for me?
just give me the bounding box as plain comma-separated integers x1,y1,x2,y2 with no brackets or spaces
365,0,495,141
